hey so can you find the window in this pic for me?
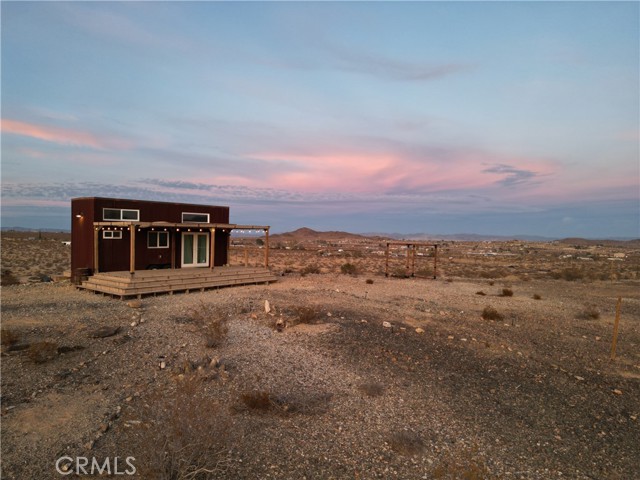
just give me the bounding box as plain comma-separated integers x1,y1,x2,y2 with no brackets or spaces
103,208,140,221
103,230,122,240
182,212,210,223
148,231,169,248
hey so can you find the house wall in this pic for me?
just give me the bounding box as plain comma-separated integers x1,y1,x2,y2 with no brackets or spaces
71,197,231,278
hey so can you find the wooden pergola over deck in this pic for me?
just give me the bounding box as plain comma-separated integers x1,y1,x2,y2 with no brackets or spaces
92,221,270,274
384,241,438,279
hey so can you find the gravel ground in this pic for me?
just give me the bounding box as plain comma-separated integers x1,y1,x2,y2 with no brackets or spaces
1,273,639,479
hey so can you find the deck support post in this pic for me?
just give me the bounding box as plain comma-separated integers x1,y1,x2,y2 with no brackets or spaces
264,228,270,268
93,227,100,273
210,228,216,270
129,225,136,274
411,245,416,277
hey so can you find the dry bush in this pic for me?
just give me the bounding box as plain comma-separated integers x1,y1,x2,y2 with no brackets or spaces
365,278,374,285
127,376,230,479
479,269,507,279
388,430,425,456
358,382,384,397
533,294,542,300
551,268,585,281
578,305,600,320
240,390,272,411
295,306,320,325
500,288,514,297
188,302,229,348
1,328,19,347
1,269,20,286
475,291,486,296
301,264,321,275
481,306,503,322
28,341,58,363
340,262,357,275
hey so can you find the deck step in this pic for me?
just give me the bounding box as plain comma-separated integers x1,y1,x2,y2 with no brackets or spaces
78,267,277,298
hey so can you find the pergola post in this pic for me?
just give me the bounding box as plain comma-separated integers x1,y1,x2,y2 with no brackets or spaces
385,242,390,276
210,228,216,270
433,245,438,279
129,225,136,274
264,227,270,268
411,245,416,277
93,227,100,273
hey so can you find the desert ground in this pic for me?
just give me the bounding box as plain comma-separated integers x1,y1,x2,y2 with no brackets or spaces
1,230,639,479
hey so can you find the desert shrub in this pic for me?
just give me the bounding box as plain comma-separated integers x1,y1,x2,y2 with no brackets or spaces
1,328,19,347
578,305,600,320
295,306,320,324
340,262,357,275
28,341,58,363
500,288,514,297
488,281,495,286
358,382,384,397
552,268,585,281
240,390,272,411
388,430,425,456
481,306,503,321
128,376,230,479
365,279,374,285
392,267,409,278
189,302,229,348
479,269,507,279
301,264,320,275
533,294,542,300
475,291,486,296
1,269,20,286
415,267,434,278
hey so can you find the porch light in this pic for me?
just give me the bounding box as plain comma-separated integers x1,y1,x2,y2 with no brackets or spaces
75,212,84,218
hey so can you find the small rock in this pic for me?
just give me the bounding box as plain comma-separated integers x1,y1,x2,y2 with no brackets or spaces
461,338,468,342
595,336,601,341
575,376,585,381
130,322,137,327
613,389,623,395
84,440,94,450
327,312,332,317
264,300,271,313
88,326,121,339
127,300,142,309
160,361,166,369
447,335,454,340
382,321,392,328
415,328,425,334
250,314,258,320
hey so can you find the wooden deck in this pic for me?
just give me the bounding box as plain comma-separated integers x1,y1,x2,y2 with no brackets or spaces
78,266,277,298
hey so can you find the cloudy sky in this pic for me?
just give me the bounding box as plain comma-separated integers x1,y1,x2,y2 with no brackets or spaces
1,2,638,237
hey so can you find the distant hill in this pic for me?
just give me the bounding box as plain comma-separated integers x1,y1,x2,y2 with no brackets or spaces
373,232,556,242
269,227,385,243
557,237,640,248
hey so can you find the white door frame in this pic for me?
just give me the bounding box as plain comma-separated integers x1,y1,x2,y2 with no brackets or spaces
181,232,209,268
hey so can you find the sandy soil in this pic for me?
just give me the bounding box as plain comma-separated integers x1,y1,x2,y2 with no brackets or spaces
1,232,639,478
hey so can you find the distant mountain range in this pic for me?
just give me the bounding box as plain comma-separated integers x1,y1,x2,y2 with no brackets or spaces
3,226,638,246
268,227,639,245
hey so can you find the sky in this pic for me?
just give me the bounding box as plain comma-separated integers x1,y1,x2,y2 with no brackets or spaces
1,1,638,238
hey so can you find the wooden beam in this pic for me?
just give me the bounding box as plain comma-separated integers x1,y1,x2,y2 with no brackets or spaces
129,225,136,274
433,245,438,279
385,242,390,277
93,228,100,273
264,228,270,268
411,245,416,277
171,231,176,269
210,228,216,270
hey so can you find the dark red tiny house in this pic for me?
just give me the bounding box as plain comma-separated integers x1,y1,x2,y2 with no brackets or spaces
71,197,268,284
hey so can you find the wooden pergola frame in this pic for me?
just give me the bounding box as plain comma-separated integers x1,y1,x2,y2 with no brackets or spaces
93,221,270,274
384,241,438,279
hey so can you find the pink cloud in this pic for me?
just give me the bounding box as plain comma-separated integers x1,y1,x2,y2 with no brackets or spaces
1,119,129,149
249,150,555,195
